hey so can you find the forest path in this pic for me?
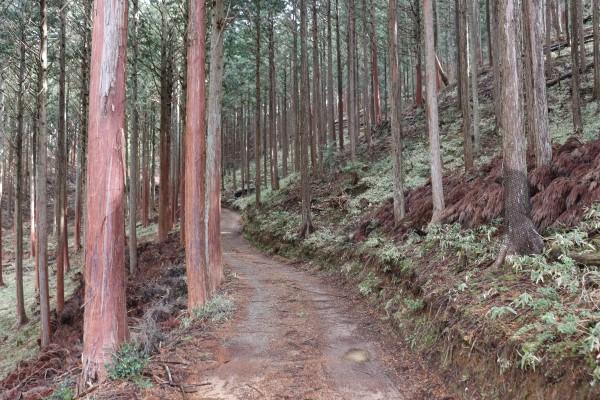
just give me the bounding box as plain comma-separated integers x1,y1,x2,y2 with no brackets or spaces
187,209,454,400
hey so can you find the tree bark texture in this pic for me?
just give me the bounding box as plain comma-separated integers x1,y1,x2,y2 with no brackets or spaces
571,0,583,134
81,0,130,385
207,0,225,294
129,0,140,274
458,0,473,170
185,0,209,309
499,0,544,256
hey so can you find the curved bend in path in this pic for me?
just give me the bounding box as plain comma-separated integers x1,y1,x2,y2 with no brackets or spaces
193,209,454,400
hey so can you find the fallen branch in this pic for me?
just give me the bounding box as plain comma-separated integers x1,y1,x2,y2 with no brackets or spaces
546,62,595,88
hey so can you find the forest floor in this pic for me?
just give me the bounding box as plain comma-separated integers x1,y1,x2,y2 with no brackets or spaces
0,209,457,400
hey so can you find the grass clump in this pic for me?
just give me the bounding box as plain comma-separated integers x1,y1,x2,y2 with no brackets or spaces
105,341,150,381
191,293,234,322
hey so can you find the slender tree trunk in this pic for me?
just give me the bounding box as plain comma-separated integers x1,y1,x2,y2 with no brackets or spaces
469,0,480,151
370,0,381,123
336,0,344,153
491,0,502,132
292,10,301,172
268,11,279,190
524,0,552,166
158,6,173,242
75,0,91,252
546,0,554,75
129,0,140,273
80,0,129,384
55,0,67,315
424,0,445,223
36,0,51,346
361,0,372,147
185,0,209,309
593,0,600,100
389,0,405,223
0,72,4,287
415,0,424,108
255,4,262,207
282,77,290,177
499,0,544,256
571,0,583,133
458,0,473,170
300,0,315,237
326,0,336,148
577,0,586,72
312,0,324,174
347,0,358,161
207,0,225,294
180,0,189,245
15,30,27,322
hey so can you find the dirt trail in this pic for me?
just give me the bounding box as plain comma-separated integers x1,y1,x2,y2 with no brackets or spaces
189,209,454,400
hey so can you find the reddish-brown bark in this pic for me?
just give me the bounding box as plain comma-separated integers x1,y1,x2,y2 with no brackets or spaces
207,0,225,293
185,0,209,309
80,0,130,385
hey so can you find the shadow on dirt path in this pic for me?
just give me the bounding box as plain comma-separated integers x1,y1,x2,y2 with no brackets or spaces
189,209,455,400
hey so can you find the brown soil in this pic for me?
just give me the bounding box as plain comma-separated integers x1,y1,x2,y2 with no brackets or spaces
170,209,454,400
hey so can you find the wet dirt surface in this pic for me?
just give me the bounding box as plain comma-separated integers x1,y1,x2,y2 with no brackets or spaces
188,209,455,400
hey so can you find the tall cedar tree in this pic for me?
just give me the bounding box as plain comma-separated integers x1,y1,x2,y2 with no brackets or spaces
37,0,51,347
300,0,315,237
81,0,130,384
499,0,543,256
0,72,3,287
593,0,600,100
185,0,210,308
423,0,445,223
255,3,262,208
389,0,404,223
15,4,27,326
207,0,225,293
523,0,551,167
56,0,68,313
129,0,140,274
347,0,358,160
458,0,473,170
571,0,583,134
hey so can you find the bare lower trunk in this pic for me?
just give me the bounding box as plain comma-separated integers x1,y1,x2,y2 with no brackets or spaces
207,0,225,294
185,0,209,309
80,0,129,385
389,0,405,223
129,0,140,273
300,0,315,237
424,0,445,223
499,0,544,256
37,0,51,347
571,0,583,134
593,0,600,100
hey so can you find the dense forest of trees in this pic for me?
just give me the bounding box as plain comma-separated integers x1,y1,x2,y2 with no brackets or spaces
0,0,599,390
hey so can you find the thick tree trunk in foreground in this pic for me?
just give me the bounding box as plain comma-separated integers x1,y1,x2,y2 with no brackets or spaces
185,0,209,309
207,0,225,294
80,0,130,385
129,0,140,274
389,0,405,223
499,0,543,256
38,0,51,346
300,0,315,237
423,0,445,223
523,0,552,167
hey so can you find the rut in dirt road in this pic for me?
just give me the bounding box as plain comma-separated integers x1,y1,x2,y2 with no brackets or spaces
192,209,454,400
